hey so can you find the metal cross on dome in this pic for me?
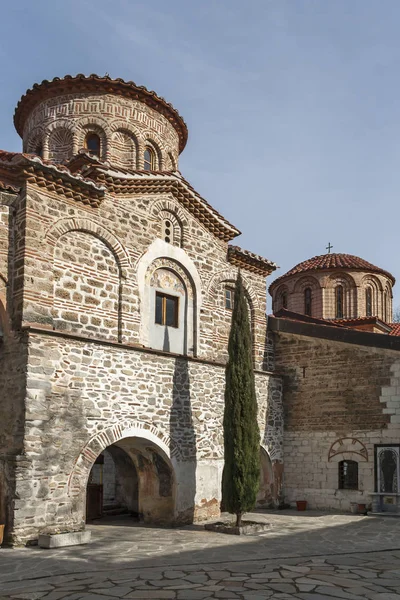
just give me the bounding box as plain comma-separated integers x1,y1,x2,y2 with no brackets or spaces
326,242,333,254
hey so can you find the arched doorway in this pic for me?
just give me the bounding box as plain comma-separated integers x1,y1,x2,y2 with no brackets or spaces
256,447,274,508
85,436,175,525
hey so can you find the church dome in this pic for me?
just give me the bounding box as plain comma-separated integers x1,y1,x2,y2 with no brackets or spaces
13,74,188,171
269,252,395,323
270,253,395,289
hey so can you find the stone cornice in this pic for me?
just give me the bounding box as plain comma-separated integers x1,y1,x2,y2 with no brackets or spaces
228,245,277,277
0,151,105,207
85,167,241,242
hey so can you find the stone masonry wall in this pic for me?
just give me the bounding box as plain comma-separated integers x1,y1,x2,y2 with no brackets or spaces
18,184,270,370
9,330,280,545
273,329,400,510
0,331,28,535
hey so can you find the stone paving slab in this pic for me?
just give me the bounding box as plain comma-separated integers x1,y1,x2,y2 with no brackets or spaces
2,511,400,599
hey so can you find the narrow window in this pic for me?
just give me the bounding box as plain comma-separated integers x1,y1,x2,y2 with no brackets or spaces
384,291,388,322
144,147,155,171
225,288,234,310
335,285,343,318
366,288,372,317
155,292,179,327
85,133,100,156
281,291,288,309
338,460,358,490
163,219,173,244
304,287,312,316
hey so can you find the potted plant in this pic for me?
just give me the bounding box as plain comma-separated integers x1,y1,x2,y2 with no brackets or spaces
296,500,307,511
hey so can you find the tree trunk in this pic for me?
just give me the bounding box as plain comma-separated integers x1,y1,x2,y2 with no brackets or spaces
236,512,243,527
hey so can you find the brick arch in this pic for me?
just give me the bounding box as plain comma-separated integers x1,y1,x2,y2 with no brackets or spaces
45,119,76,135
47,127,74,163
152,199,189,247
110,128,139,170
67,420,182,497
109,119,142,139
151,199,189,227
361,274,383,292
207,269,260,311
76,117,110,159
45,218,131,278
145,137,164,170
293,275,320,293
328,437,368,462
325,272,357,289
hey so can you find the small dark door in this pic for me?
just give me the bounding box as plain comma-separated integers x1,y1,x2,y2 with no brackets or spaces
86,454,104,521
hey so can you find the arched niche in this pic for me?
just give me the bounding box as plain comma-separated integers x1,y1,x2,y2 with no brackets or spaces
326,273,357,319
146,261,194,355
47,127,73,163
137,240,201,355
52,230,121,341
110,129,138,169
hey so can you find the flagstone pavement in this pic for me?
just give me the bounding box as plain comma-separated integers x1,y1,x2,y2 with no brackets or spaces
1,511,400,599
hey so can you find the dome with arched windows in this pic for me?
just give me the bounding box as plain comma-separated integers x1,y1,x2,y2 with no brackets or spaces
14,74,187,171
269,252,395,324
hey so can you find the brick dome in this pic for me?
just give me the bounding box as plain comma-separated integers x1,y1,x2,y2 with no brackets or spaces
270,253,395,291
269,252,395,323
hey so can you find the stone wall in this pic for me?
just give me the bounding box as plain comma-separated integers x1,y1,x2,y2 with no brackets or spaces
17,184,270,370
0,331,28,536
271,322,400,510
8,329,280,545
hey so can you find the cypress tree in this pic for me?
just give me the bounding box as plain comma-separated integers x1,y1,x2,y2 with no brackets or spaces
222,271,260,527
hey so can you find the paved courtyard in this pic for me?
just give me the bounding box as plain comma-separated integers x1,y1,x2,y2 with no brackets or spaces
1,511,400,599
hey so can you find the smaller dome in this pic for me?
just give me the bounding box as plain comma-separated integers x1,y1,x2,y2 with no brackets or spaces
269,253,395,291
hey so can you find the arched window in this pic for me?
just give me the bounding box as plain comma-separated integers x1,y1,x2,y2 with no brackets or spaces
85,133,101,156
144,147,155,171
304,287,312,316
366,287,372,317
338,460,358,490
335,285,343,318
281,291,287,310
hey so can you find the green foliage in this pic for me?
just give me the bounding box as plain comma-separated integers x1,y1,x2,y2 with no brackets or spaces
222,271,260,524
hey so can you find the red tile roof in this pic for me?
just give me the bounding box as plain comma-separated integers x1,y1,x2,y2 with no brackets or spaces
227,245,277,276
270,253,395,290
14,74,188,152
389,323,400,336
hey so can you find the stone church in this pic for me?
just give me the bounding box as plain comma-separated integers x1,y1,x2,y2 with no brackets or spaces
0,74,282,546
1,74,400,547
269,252,400,515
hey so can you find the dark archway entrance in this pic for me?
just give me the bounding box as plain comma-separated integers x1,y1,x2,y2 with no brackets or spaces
85,437,175,525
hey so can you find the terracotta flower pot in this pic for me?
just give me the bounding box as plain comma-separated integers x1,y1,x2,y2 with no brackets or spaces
296,500,307,511
357,503,367,515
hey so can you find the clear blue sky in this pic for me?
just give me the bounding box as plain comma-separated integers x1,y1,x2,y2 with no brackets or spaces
1,0,400,310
